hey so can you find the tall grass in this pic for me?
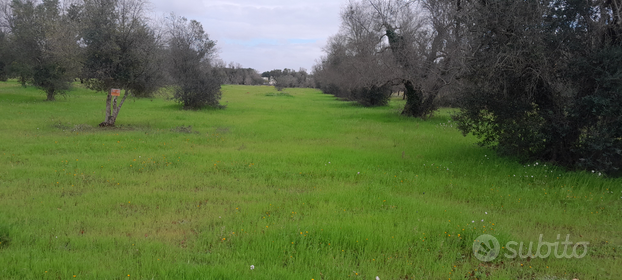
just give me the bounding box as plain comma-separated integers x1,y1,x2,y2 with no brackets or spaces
0,81,620,279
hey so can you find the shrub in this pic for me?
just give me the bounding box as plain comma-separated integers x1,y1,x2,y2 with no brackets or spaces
350,85,392,107
453,0,622,176
173,74,222,110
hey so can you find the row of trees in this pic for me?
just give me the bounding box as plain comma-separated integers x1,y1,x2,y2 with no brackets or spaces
210,65,316,88
212,61,265,85
0,0,222,125
314,0,458,112
315,0,622,175
261,68,314,90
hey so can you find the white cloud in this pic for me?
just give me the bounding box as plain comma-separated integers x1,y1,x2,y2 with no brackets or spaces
149,0,343,72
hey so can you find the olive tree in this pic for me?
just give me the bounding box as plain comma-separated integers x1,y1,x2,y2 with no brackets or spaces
314,0,461,113
6,0,79,100
453,0,622,175
314,2,397,106
165,14,221,110
81,0,163,126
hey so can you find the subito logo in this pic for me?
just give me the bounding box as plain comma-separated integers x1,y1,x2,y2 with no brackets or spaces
473,234,500,262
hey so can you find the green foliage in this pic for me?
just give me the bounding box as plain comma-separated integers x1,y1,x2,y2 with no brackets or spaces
32,61,72,100
262,68,312,88
567,47,622,175
172,76,222,110
316,81,391,107
315,0,457,117
7,0,38,86
8,0,78,100
167,16,222,110
212,65,265,85
453,0,622,176
350,84,392,107
81,0,163,96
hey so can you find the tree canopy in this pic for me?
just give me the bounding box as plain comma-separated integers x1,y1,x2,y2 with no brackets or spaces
165,14,221,109
0,0,224,124
6,0,79,100
316,0,622,175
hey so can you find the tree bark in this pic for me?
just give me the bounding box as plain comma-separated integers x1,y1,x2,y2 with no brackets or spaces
46,90,55,101
109,90,129,125
99,91,113,127
19,75,27,87
99,89,128,127
402,80,440,118
112,95,118,118
401,80,423,117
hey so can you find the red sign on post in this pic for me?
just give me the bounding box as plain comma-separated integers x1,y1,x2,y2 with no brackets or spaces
111,89,121,97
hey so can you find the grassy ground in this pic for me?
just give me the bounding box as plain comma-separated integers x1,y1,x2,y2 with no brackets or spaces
0,80,620,280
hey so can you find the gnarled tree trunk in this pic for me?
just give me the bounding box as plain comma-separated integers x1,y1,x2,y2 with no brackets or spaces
99,89,129,127
402,80,423,117
401,80,440,118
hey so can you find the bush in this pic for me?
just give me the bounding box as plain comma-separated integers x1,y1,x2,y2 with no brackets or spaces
173,74,222,110
166,16,222,110
350,85,392,107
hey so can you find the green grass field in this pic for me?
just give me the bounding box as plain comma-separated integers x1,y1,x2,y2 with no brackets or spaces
0,80,620,279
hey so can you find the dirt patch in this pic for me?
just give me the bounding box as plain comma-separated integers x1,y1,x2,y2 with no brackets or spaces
171,125,197,134
215,127,230,134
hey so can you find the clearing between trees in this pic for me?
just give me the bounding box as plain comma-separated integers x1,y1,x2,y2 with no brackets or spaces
0,81,620,279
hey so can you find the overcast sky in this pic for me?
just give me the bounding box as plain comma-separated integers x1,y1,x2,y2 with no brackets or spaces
148,0,344,73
